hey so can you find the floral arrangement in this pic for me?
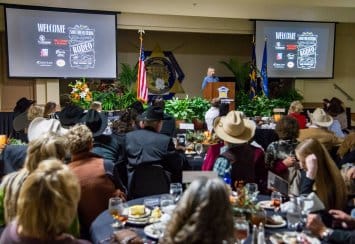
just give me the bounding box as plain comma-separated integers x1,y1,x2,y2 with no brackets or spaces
69,78,92,109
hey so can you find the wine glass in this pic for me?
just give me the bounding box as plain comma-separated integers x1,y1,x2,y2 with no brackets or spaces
195,143,203,157
245,183,258,202
271,191,282,213
170,183,183,203
234,217,249,244
108,197,128,228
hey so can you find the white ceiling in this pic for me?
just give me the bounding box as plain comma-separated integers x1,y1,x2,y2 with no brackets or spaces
1,0,355,22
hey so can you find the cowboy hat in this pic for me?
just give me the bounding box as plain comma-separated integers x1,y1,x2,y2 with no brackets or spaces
213,111,256,144
138,106,164,121
58,104,84,127
13,97,35,114
28,117,68,141
308,108,333,127
81,109,108,137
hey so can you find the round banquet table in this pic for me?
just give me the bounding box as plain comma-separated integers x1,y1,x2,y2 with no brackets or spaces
90,194,309,244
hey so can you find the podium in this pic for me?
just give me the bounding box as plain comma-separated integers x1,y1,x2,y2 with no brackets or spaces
203,82,235,111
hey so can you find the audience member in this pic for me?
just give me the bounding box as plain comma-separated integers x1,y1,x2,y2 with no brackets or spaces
0,132,67,224
43,101,59,119
125,106,184,183
12,98,36,142
58,104,85,129
66,124,126,234
0,159,90,244
212,111,267,192
161,177,234,244
326,97,348,131
27,105,44,122
201,67,219,90
337,132,355,166
288,100,307,129
129,101,144,130
265,116,301,195
204,98,220,132
90,101,102,112
151,96,176,137
298,108,342,150
295,138,347,210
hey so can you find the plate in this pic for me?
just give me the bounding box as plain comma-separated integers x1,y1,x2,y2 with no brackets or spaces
282,232,321,244
185,151,196,155
257,200,274,210
265,219,287,228
127,207,151,219
144,222,164,240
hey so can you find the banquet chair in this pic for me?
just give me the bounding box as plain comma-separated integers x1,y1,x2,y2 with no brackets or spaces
128,164,171,199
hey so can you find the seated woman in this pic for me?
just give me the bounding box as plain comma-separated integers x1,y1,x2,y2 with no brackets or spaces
326,97,348,132
0,132,67,224
0,159,90,244
161,177,234,244
288,100,307,129
66,124,126,234
212,111,267,192
295,138,347,210
265,116,301,195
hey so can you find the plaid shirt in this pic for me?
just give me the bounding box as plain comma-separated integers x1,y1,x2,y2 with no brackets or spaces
265,139,299,169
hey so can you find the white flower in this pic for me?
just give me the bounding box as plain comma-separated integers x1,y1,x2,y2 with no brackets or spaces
84,88,89,92
71,88,78,93
79,91,87,99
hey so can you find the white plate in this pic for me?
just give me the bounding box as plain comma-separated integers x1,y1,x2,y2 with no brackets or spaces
282,232,321,244
144,222,164,240
127,207,151,219
265,219,287,228
257,200,274,210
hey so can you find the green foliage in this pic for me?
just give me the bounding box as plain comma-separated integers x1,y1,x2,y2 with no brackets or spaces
220,58,250,91
236,90,303,117
164,96,210,122
92,90,137,111
118,63,138,90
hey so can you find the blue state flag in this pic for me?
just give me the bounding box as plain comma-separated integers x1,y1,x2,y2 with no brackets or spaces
261,40,269,97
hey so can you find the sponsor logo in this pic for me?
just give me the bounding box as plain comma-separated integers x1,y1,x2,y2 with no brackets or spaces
40,48,48,57
56,59,66,67
54,39,69,46
38,35,51,45
286,44,297,51
276,53,283,60
36,60,53,67
273,63,286,69
275,42,285,50
287,53,295,60
55,49,66,57
287,61,295,68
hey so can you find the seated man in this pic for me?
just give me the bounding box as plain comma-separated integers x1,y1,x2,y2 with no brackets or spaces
125,106,183,184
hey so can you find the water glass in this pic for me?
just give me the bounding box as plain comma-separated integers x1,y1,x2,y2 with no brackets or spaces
160,195,175,214
195,143,204,156
108,197,127,228
271,191,282,212
234,217,249,244
245,183,258,201
170,183,183,203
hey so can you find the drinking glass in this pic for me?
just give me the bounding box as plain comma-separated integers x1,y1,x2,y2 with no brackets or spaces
160,195,175,214
108,197,128,228
271,191,282,213
234,217,249,244
170,183,183,203
245,183,258,202
195,143,203,157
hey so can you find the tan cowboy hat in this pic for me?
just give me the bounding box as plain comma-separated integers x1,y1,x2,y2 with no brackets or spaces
28,117,68,142
308,108,333,127
213,111,256,144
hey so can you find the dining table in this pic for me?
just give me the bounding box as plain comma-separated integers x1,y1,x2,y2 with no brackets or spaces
89,193,307,244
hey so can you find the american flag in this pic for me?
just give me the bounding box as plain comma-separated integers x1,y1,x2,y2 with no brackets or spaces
137,41,148,103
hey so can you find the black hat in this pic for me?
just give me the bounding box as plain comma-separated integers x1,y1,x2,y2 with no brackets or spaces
13,97,35,114
58,104,84,127
81,109,108,137
138,106,164,121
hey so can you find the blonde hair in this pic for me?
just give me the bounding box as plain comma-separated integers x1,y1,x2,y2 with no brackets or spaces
161,178,234,244
24,132,68,173
90,101,102,112
295,138,347,210
288,100,303,114
66,124,93,154
17,159,80,240
27,105,44,121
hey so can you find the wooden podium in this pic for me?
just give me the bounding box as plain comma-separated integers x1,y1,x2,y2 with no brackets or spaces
203,82,235,111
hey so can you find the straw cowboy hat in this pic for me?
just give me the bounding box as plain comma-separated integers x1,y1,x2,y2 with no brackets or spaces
28,117,68,141
308,108,333,127
213,111,256,144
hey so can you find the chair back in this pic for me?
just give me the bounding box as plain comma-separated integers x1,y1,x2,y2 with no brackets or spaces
128,164,170,199
182,171,218,184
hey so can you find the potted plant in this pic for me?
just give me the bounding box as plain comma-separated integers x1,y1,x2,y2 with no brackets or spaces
165,97,194,125
220,58,250,91
189,97,210,130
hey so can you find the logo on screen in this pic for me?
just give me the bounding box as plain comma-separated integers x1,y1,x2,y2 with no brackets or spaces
275,42,285,50
273,63,286,69
56,49,66,57
286,44,297,51
56,59,66,67
40,49,48,57
287,61,295,68
36,60,53,67
287,53,295,60
54,39,69,46
38,35,51,45
276,53,283,60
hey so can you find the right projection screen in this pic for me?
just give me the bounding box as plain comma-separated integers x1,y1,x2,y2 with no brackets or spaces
255,21,335,78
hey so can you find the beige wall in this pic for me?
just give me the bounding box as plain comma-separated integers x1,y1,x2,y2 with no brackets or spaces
295,23,355,111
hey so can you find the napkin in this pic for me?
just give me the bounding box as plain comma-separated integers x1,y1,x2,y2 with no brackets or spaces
281,192,325,213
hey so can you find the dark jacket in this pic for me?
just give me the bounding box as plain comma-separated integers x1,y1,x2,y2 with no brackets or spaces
125,127,183,182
